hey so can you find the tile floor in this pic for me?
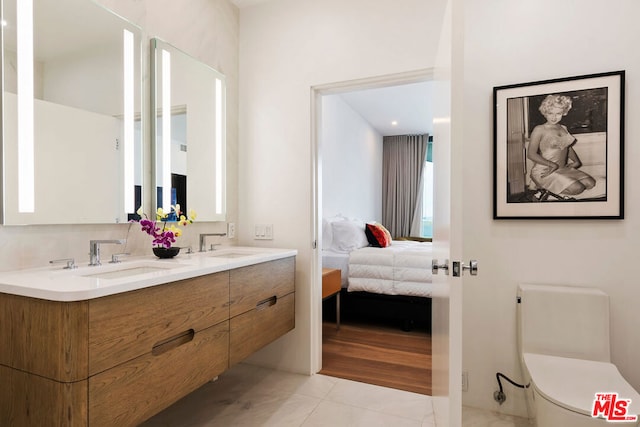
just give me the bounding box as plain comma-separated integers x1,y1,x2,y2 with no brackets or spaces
461,406,532,427
142,363,531,427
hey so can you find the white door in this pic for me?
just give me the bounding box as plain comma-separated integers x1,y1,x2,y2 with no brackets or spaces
431,0,464,425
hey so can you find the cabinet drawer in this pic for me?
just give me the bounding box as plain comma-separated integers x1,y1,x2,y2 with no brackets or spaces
0,294,88,382
230,292,295,366
88,321,229,427
88,272,229,375
230,257,295,317
0,364,87,427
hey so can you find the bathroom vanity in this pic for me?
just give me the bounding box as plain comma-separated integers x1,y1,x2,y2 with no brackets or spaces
0,248,296,427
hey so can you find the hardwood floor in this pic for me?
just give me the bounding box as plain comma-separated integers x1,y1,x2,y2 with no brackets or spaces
320,320,431,395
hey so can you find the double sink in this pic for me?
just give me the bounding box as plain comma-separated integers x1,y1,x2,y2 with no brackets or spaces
76,248,268,280
0,246,298,302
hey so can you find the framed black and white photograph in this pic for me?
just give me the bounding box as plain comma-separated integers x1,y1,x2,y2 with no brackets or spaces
493,71,624,219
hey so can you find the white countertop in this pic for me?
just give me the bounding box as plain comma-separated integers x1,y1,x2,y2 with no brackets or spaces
0,247,297,302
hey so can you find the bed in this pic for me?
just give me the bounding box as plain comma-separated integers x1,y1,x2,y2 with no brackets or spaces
322,217,433,331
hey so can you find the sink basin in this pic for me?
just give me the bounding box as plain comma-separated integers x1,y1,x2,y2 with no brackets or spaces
204,249,265,259
81,266,174,279
208,252,256,259
74,262,180,280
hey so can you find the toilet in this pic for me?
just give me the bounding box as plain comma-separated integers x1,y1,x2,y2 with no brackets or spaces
517,283,640,426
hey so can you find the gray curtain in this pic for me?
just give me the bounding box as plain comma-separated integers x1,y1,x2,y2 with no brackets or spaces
382,134,428,238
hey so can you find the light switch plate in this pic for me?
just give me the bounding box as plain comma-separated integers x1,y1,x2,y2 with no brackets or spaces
254,224,273,240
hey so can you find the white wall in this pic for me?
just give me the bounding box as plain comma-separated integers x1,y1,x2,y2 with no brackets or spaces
461,0,640,417
0,0,238,269
322,94,382,222
237,0,446,373
239,0,640,418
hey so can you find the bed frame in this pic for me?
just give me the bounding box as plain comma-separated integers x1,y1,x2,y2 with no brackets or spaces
321,237,433,333
323,289,431,333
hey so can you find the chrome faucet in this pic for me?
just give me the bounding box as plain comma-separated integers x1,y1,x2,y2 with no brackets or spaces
89,239,125,266
199,233,226,252
50,258,77,270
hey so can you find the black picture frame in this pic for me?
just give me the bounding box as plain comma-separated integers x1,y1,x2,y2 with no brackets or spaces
493,71,624,219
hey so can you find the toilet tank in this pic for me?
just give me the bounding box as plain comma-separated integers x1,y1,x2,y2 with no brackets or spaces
517,283,610,362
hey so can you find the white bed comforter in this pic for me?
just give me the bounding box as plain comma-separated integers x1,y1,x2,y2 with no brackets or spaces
347,240,433,297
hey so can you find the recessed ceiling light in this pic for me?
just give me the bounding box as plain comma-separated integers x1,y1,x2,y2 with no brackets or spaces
391,121,398,126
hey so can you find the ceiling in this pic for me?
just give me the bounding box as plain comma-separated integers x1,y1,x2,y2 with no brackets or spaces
338,81,433,136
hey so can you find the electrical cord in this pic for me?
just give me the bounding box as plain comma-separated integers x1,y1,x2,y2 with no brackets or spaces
496,372,529,391
494,372,529,405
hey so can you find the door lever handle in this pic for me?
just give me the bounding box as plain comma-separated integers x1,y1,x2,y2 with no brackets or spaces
463,260,478,275
432,259,449,275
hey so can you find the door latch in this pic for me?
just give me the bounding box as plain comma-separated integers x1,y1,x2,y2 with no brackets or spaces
452,260,478,277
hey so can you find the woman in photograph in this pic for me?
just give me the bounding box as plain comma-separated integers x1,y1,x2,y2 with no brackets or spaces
527,94,596,198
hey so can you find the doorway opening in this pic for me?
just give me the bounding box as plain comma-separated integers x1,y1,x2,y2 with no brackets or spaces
311,69,434,395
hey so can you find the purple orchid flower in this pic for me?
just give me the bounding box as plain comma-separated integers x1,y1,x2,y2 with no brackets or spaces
153,231,176,248
139,218,159,236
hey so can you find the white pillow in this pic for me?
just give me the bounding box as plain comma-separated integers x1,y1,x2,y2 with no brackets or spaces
330,219,369,253
322,218,333,249
322,215,346,250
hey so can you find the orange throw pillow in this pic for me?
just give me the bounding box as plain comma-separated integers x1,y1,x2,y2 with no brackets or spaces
365,223,392,247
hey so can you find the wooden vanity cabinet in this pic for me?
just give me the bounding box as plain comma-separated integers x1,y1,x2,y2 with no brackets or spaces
87,271,230,427
229,256,296,317
88,271,230,376
230,293,295,365
89,321,229,427
0,364,87,426
229,257,296,365
0,295,89,383
0,256,295,427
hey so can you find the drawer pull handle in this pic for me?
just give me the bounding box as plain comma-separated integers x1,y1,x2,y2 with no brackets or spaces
152,329,195,356
256,295,277,310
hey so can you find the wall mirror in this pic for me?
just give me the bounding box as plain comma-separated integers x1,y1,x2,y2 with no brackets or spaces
151,38,226,222
1,0,143,225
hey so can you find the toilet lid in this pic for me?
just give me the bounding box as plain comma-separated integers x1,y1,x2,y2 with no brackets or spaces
524,353,640,417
